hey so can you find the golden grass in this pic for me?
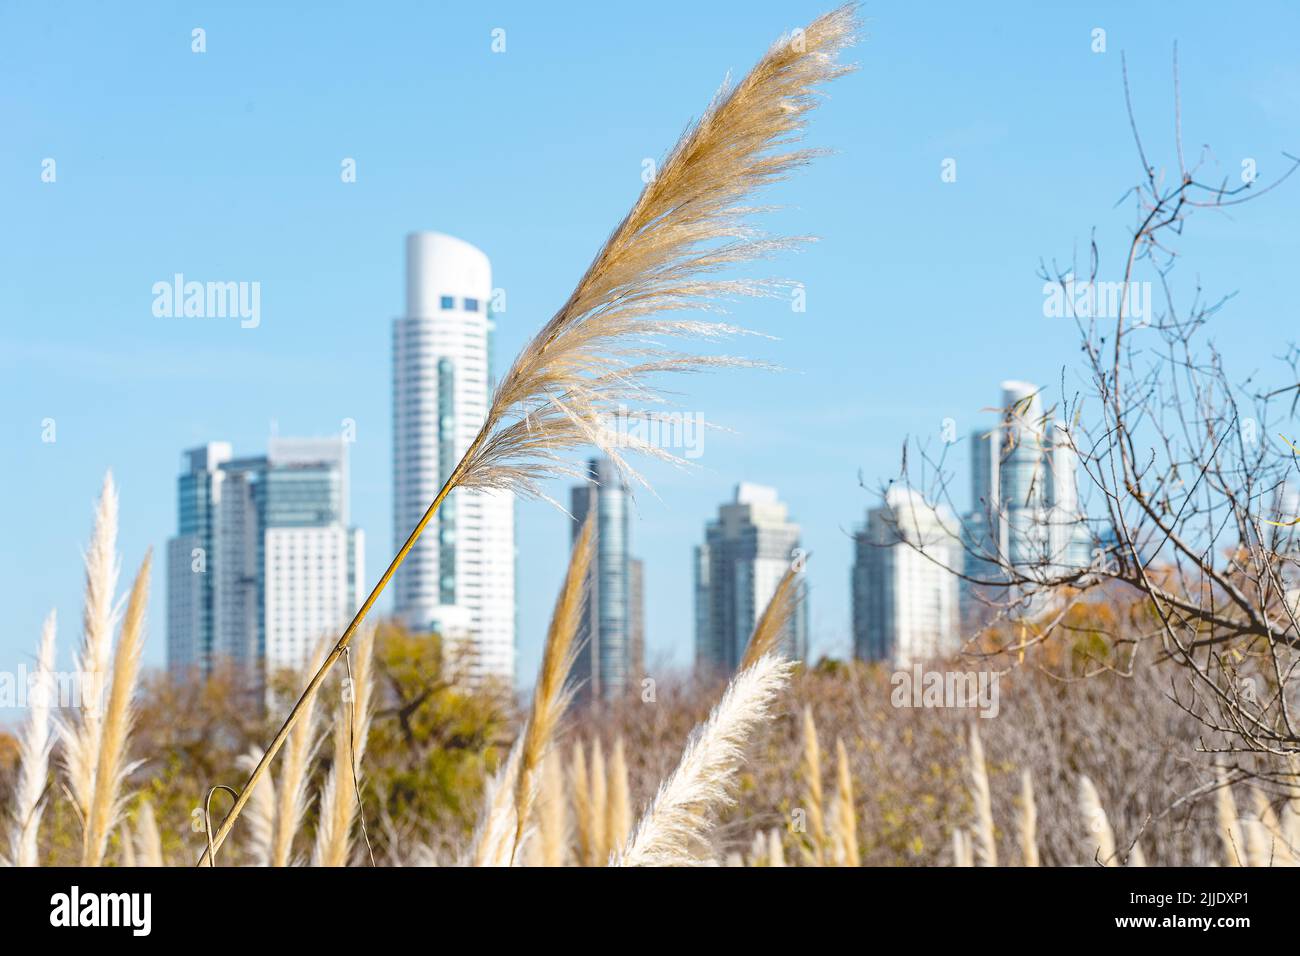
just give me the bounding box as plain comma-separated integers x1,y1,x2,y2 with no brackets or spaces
606,736,632,856
81,551,151,867
536,752,568,867
311,625,376,867
571,741,595,866
739,565,802,672
950,828,973,867
465,518,592,866
1018,768,1039,867
589,738,609,863
967,724,996,867
510,516,593,860
831,737,859,866
272,642,328,867
56,475,151,869
799,704,826,865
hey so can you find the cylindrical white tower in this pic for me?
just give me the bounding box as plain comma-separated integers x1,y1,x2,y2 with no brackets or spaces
393,232,516,684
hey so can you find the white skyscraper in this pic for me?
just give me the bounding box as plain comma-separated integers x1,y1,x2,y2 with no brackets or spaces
167,438,364,680
392,232,516,683
853,486,961,666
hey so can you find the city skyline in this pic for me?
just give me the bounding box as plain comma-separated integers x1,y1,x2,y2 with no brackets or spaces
158,373,1086,685
5,1,1299,704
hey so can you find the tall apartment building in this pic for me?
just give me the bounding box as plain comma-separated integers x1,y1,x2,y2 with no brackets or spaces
392,232,516,684
852,486,961,666
628,556,644,682
569,457,645,702
694,483,807,675
166,438,364,680
962,380,1090,623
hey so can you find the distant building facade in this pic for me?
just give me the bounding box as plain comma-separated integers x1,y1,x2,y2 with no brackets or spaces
694,483,807,675
167,438,364,681
570,457,644,702
852,486,961,666
962,380,1091,624
392,231,516,684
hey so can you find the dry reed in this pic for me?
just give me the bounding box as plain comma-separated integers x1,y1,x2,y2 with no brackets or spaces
508,516,592,861
571,740,594,866
589,738,609,863
135,799,163,867
1215,768,1244,867
767,828,786,867
799,704,826,865
738,565,801,672
617,653,794,867
80,551,151,867
831,737,859,866
8,612,57,867
236,748,276,867
536,752,568,867
1253,788,1293,865
1018,768,1039,867
606,736,632,855
950,828,973,867
1078,774,1116,866
311,625,376,867
464,519,592,866
967,724,996,867
59,474,120,849
271,642,329,867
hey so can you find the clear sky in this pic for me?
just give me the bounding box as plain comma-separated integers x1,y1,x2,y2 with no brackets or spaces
3,1,1298,712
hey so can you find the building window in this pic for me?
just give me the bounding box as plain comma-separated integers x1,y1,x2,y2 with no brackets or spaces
440,295,455,310
463,297,479,312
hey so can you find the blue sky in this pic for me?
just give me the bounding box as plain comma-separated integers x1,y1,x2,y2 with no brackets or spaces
2,1,1298,711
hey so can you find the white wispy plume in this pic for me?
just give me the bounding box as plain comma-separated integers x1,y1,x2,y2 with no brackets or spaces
311,625,377,867
272,641,329,867
80,551,151,867
8,612,57,867
236,749,276,867
1078,774,1116,866
59,473,121,837
968,724,997,867
616,654,794,867
1215,767,1244,867
135,799,164,867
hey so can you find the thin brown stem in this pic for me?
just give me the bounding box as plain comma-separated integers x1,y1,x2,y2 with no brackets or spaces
195,466,464,864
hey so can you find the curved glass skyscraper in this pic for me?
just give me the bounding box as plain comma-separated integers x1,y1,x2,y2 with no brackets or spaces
392,232,516,684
